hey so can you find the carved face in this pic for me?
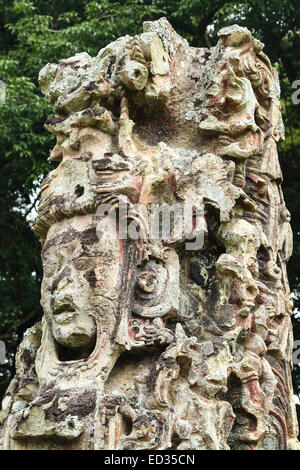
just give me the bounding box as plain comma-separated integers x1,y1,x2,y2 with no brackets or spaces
60,127,142,200
88,151,141,201
229,270,259,317
215,130,264,160
41,214,123,349
35,128,143,239
189,342,232,398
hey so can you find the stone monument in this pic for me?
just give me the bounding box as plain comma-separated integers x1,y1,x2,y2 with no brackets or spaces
1,18,299,450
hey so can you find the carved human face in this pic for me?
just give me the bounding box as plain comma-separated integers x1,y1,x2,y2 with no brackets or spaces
229,269,259,317
189,342,232,398
215,130,264,160
60,127,142,199
37,127,142,223
41,215,123,349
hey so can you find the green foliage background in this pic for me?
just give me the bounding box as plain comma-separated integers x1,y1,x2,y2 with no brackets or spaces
0,0,299,414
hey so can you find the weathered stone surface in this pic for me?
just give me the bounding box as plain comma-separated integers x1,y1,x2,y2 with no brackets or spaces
1,17,299,450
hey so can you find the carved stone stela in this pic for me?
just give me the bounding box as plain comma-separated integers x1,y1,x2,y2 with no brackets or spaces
1,18,299,450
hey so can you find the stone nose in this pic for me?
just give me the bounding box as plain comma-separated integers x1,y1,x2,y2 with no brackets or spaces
51,288,76,314
241,270,258,300
208,367,227,383
55,291,74,305
51,267,72,295
244,281,258,300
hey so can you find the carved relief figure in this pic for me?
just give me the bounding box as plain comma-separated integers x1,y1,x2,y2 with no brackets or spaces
1,18,299,451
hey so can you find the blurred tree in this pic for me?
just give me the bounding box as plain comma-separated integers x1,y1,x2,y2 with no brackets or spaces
0,1,299,408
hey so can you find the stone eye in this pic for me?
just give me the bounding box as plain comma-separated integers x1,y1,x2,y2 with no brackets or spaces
73,257,94,270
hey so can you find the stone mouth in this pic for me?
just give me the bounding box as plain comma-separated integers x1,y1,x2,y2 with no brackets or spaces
92,160,131,173
94,168,130,175
207,379,224,387
54,317,98,362
54,335,97,362
53,303,76,316
241,300,255,308
216,135,235,145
